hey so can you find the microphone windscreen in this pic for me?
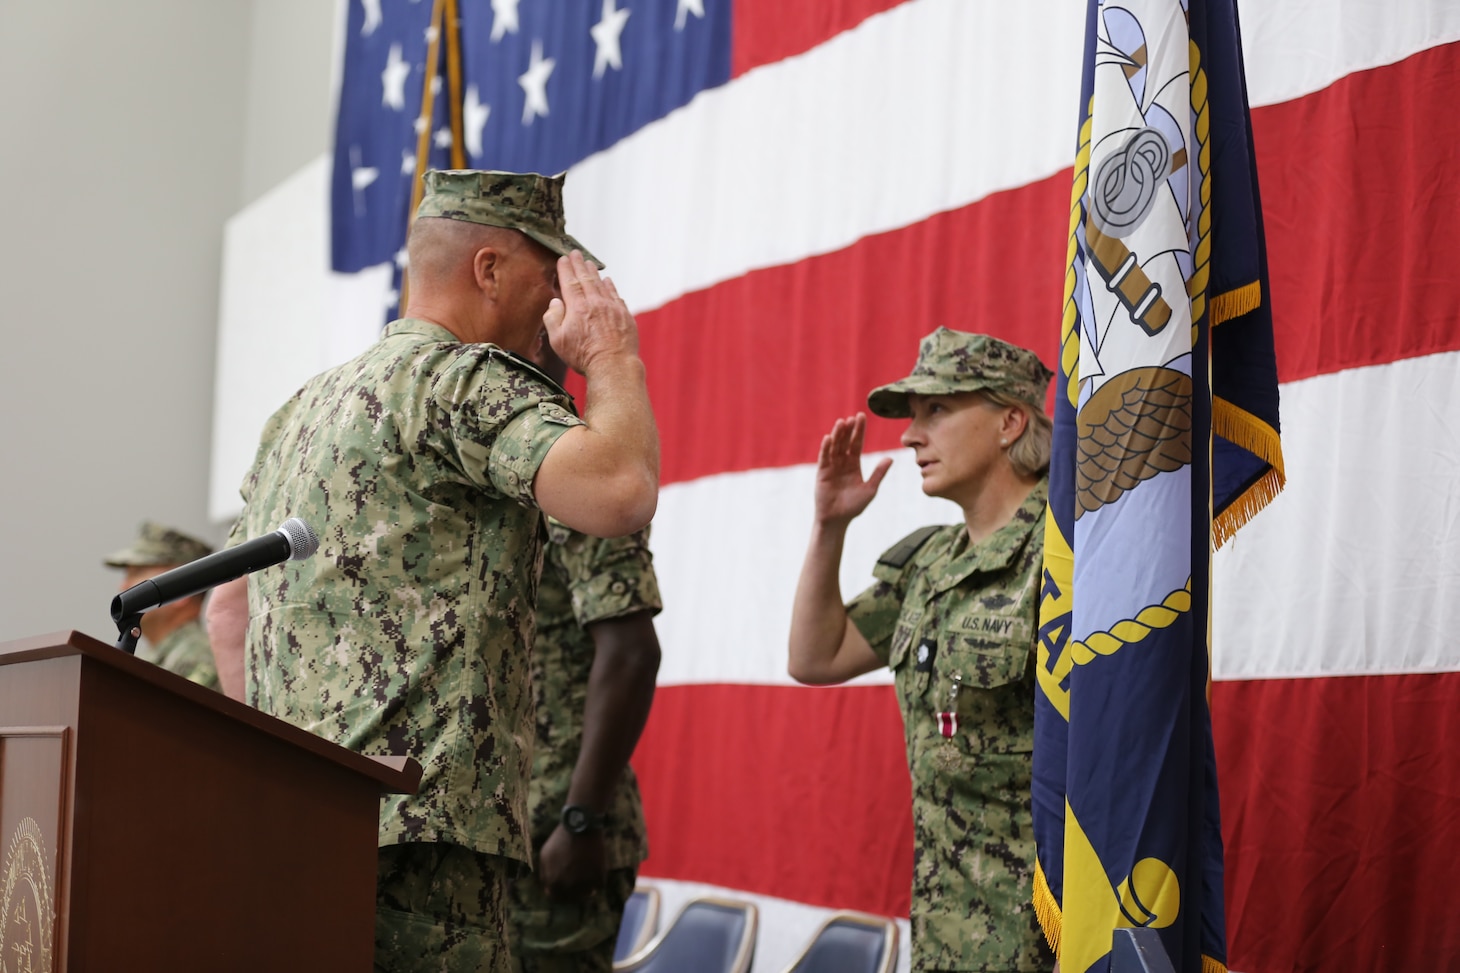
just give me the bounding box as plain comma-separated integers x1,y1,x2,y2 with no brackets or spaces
278,518,320,560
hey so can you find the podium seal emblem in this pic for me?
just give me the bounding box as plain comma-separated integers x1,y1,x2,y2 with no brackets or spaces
0,817,54,973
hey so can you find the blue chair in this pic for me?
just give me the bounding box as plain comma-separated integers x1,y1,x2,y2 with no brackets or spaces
1111,928,1176,973
613,885,662,964
614,895,758,973
779,911,898,973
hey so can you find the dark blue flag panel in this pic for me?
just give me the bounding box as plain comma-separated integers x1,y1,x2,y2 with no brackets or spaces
1032,0,1282,971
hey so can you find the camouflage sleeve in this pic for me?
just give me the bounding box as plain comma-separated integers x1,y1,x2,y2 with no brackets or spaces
847,525,946,665
438,350,586,504
846,565,912,667
552,523,663,627
228,392,300,550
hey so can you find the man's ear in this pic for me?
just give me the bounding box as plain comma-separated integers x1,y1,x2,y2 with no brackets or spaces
472,246,501,295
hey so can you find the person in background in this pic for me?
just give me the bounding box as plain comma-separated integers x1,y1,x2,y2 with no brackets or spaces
508,340,662,973
105,521,220,691
787,327,1056,972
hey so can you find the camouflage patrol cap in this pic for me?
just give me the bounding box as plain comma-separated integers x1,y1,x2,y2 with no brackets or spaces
867,327,1053,418
103,522,213,568
415,169,603,268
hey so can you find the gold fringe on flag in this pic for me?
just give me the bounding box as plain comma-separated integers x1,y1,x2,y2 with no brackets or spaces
1033,859,1063,957
1203,953,1231,973
1209,279,1262,326
1212,395,1286,548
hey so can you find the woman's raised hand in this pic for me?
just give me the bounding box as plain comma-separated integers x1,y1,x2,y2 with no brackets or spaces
814,413,893,527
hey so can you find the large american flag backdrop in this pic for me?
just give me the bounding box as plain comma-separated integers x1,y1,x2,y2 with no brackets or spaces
218,0,1460,969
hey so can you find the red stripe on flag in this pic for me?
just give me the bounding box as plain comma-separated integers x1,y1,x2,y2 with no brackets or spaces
622,41,1460,489
1213,672,1460,971
633,683,914,917
629,675,1460,962
730,0,909,78
639,171,1072,487
1253,40,1460,385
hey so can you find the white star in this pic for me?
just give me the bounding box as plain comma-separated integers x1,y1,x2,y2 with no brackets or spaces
433,126,453,150
463,85,491,159
349,146,378,218
394,247,410,269
401,149,417,175
413,114,428,135
351,163,379,192
591,0,632,79
385,288,400,309
518,40,555,124
425,24,439,45
381,43,410,110
491,0,521,42
430,75,442,96
674,0,704,31
360,0,382,36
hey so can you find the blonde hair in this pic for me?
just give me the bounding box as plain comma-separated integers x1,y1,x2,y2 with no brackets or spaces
981,390,1052,477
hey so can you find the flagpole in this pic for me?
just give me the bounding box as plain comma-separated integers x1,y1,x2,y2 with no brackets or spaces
399,0,451,314
444,0,465,170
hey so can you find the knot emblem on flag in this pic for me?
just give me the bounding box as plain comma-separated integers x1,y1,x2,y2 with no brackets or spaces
1091,127,1171,237
1088,127,1178,336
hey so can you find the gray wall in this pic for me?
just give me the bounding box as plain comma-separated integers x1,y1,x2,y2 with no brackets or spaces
0,1,337,643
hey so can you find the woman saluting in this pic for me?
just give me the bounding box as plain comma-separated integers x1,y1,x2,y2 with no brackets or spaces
788,327,1056,973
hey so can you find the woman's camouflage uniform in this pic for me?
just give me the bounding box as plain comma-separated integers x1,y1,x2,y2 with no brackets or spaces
847,479,1053,972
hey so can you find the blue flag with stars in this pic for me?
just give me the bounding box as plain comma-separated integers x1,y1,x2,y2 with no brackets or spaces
455,0,730,174
332,0,466,322
331,0,732,326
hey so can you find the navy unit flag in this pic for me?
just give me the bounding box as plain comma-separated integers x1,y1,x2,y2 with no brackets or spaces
1032,0,1284,971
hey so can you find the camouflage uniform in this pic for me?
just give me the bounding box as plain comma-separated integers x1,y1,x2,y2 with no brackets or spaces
509,521,660,973
232,161,605,973
138,618,219,690
104,521,220,690
848,327,1055,972
232,317,581,969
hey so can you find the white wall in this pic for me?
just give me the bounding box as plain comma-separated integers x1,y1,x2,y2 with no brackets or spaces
0,1,338,643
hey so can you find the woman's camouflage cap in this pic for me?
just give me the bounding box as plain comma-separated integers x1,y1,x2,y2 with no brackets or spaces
415,169,603,268
103,522,213,568
867,327,1054,418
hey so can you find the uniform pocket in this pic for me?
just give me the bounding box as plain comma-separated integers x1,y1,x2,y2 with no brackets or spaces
936,619,1036,754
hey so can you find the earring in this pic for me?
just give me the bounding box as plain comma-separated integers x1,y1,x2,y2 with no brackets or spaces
1000,438,1008,447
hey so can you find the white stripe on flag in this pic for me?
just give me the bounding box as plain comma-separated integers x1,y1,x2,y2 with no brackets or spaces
1212,350,1460,680
566,0,1460,317
650,352,1460,686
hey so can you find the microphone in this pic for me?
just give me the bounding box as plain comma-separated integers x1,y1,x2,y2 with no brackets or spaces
111,518,319,623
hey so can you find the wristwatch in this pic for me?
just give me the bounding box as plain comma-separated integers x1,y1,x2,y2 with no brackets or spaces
561,804,607,835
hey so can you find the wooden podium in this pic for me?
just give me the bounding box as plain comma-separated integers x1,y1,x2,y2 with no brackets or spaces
0,630,422,971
